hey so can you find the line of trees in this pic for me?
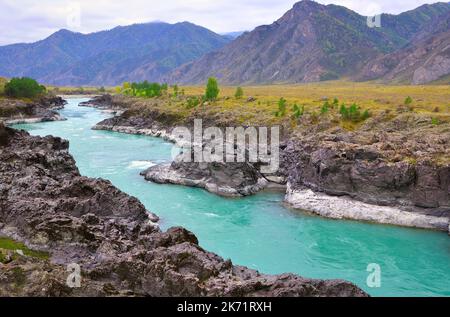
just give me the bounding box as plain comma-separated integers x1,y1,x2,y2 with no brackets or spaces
121,81,168,98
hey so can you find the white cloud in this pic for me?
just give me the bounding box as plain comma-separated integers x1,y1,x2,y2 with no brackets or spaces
0,0,442,45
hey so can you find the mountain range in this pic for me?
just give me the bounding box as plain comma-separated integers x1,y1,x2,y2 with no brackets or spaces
0,22,230,86
0,0,449,86
166,0,450,85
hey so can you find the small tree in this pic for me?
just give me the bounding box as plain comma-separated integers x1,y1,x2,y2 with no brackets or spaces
234,87,244,99
205,77,219,101
321,101,330,114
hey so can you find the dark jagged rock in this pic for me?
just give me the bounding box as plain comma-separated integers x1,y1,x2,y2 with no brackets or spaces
0,127,367,297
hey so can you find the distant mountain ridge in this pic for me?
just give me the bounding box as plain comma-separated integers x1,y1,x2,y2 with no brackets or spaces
358,10,450,84
1,1,449,86
0,22,230,86
165,0,450,85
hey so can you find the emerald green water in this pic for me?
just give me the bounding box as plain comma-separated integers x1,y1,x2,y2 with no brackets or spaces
14,98,450,297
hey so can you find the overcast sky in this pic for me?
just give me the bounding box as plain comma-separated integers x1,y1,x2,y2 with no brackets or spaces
0,0,444,45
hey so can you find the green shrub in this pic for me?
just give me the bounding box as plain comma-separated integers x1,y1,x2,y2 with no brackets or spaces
404,96,413,105
292,104,305,119
275,98,287,117
205,77,219,101
431,118,440,126
321,101,330,114
234,87,244,99
340,103,371,123
4,77,46,99
186,96,201,109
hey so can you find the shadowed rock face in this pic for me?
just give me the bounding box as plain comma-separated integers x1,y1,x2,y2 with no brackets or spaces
0,127,367,297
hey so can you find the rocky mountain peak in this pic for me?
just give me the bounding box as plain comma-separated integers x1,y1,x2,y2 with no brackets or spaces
292,0,323,11
278,0,324,23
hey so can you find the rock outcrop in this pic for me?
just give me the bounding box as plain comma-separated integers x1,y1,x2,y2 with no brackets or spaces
79,94,116,110
283,115,450,213
0,126,367,297
0,95,67,124
142,161,268,198
282,114,450,231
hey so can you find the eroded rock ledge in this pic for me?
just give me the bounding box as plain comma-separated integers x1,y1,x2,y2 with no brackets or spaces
0,96,67,124
0,125,366,297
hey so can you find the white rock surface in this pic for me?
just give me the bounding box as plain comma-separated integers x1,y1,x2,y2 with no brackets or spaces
285,184,450,232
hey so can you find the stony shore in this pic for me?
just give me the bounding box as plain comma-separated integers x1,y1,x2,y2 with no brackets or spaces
88,95,449,234
0,121,367,297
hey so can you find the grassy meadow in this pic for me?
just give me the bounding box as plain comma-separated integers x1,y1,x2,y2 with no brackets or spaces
115,81,450,131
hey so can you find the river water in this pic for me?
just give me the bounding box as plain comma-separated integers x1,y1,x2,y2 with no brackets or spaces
13,98,450,297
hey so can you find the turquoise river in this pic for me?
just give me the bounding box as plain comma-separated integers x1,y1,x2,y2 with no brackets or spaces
13,98,450,297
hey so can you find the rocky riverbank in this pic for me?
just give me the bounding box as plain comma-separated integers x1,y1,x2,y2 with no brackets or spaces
0,96,67,125
0,123,367,297
88,95,449,233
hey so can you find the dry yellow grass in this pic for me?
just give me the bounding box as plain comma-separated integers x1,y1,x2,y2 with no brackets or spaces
122,81,449,129
182,81,450,115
